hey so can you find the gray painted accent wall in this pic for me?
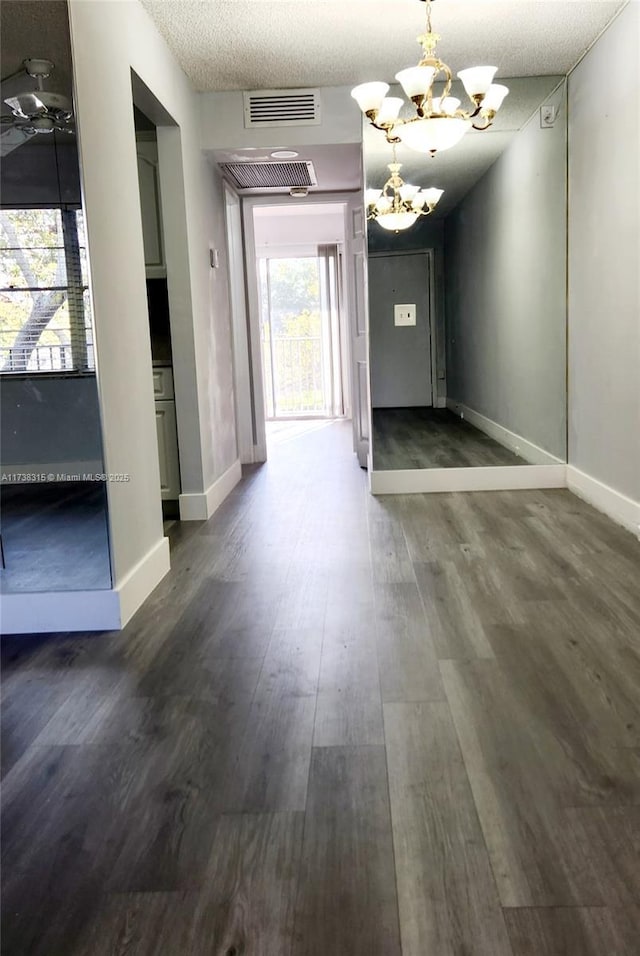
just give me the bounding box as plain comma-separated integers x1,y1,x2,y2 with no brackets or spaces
567,2,639,503
444,82,568,461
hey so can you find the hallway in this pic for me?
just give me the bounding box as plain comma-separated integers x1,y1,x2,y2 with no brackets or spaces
2,421,639,955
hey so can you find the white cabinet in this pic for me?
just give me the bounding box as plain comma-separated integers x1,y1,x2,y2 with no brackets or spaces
137,138,165,278
153,367,180,500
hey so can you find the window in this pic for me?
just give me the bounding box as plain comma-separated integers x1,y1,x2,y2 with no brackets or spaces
0,208,94,374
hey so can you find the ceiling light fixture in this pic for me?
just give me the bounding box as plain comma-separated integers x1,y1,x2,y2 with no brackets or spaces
271,149,299,159
351,0,509,156
366,145,443,232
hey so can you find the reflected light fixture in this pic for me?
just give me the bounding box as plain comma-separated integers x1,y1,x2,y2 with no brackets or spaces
366,145,443,232
351,0,509,156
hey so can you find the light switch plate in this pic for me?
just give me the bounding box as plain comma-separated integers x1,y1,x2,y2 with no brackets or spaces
394,303,416,326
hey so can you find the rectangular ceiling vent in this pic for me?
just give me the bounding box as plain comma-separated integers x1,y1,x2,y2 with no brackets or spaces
243,89,321,128
219,160,317,191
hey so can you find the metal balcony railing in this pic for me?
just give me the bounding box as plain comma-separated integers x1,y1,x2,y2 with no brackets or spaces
0,342,95,373
262,334,325,418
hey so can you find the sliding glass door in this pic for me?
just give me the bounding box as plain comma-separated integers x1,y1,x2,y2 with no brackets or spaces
258,247,344,419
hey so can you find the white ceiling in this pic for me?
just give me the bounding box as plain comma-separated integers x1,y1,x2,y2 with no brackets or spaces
140,0,625,92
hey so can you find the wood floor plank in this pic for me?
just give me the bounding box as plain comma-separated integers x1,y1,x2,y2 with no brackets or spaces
374,582,445,701
488,601,640,752
255,627,323,698
227,692,317,812
441,658,640,907
293,746,402,956
313,629,383,746
367,496,415,584
413,560,495,660
384,701,512,956
504,906,640,956
72,812,305,956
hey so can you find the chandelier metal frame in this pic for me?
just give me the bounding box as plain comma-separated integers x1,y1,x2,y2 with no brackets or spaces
352,0,509,156
366,145,443,232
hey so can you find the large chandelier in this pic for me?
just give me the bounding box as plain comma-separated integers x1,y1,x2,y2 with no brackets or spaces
366,146,443,232
351,0,509,156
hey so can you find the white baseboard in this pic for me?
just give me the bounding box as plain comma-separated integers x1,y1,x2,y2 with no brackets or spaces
370,464,567,495
566,466,640,538
446,399,564,466
435,396,447,409
179,458,242,521
0,589,121,634
116,535,171,628
0,460,104,482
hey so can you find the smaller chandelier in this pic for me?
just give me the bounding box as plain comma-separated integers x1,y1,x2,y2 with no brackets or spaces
366,148,443,232
352,0,509,156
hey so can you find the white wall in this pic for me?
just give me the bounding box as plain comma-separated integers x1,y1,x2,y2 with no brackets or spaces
567,1,640,522
254,206,346,255
68,0,238,623
444,82,567,461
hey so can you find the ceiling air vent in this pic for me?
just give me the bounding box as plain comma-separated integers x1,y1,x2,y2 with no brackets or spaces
219,160,317,192
243,89,321,128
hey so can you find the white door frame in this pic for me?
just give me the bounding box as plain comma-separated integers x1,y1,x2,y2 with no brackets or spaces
241,193,363,463
223,182,254,464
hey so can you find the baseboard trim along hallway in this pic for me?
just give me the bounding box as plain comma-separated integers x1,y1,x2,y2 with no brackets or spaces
567,465,640,537
370,463,567,495
179,458,242,521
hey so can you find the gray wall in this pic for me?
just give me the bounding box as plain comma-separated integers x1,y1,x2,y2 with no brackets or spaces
369,251,432,407
444,82,567,460
567,2,639,503
368,217,446,404
0,375,103,470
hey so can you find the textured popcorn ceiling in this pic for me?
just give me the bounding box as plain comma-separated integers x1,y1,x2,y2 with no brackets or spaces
0,0,73,96
139,0,625,92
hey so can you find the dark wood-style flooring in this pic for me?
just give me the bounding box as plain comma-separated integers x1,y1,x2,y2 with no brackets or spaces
2,420,639,955
373,406,528,469
0,482,112,592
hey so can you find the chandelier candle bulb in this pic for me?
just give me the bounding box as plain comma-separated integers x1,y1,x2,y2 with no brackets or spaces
457,66,498,101
395,66,437,101
365,188,383,205
351,82,389,115
431,96,461,116
399,184,421,201
351,0,508,155
481,84,510,113
376,97,404,125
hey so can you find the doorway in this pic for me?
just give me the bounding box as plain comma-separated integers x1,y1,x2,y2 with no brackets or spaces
258,246,345,420
247,201,353,459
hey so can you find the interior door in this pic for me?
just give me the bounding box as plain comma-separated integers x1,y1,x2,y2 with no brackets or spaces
368,251,432,408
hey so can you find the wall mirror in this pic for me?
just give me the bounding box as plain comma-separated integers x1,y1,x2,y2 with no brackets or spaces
0,0,112,593
365,75,567,483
